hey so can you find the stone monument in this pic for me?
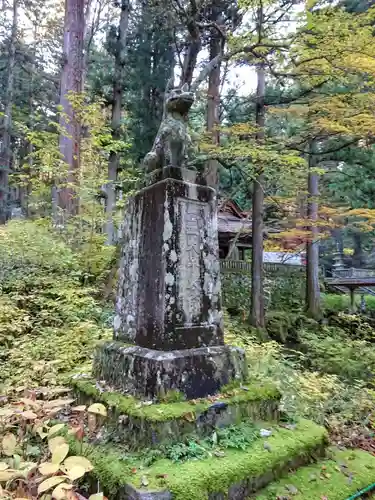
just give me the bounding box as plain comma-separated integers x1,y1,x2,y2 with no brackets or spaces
93,81,247,400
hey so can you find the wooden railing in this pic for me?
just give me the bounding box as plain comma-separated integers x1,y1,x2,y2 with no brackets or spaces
332,268,375,278
220,260,305,274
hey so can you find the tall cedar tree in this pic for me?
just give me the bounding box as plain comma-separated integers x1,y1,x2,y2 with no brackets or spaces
55,0,85,220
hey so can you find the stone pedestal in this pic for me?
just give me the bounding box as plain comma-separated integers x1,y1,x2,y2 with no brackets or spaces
94,167,247,399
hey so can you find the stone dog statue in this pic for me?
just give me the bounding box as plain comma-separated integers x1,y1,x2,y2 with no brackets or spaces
143,82,195,173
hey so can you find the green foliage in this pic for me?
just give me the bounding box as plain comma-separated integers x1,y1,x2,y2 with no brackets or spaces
0,220,78,285
164,423,260,463
212,423,259,451
165,440,208,463
221,268,305,315
299,327,375,380
0,220,112,391
322,293,375,316
224,317,375,427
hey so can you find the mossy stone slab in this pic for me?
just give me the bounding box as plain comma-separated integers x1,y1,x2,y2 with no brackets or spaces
68,419,328,500
72,378,280,448
256,447,375,500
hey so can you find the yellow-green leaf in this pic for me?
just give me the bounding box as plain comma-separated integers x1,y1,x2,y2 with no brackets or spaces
0,469,16,482
89,494,104,500
2,433,17,456
38,476,67,495
39,463,60,476
63,456,93,473
52,483,73,500
67,465,86,481
88,403,107,417
49,437,66,454
48,424,65,438
52,444,69,464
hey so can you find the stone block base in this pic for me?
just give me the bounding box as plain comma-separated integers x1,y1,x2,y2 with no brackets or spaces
73,378,280,449
93,342,247,400
68,419,328,500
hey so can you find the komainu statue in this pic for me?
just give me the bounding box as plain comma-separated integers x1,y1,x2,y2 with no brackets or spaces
143,81,195,173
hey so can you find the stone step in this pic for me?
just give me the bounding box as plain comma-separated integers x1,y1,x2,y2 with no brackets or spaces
255,447,375,500
68,419,327,500
72,377,281,449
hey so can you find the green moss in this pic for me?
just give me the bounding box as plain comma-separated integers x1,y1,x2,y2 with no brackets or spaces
69,419,327,500
72,378,280,422
256,448,375,500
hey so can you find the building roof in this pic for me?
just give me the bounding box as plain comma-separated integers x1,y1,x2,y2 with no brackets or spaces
218,213,252,237
217,199,280,241
218,200,252,241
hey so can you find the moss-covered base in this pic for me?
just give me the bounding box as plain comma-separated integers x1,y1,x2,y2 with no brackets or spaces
72,378,280,449
256,447,375,500
69,419,327,500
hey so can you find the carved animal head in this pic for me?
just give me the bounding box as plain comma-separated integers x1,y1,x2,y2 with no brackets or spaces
165,82,195,116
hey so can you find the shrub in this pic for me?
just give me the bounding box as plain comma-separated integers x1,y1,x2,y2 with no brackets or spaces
0,220,112,391
225,316,375,427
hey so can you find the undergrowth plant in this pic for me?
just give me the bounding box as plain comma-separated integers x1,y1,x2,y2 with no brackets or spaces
0,220,111,392
0,391,108,499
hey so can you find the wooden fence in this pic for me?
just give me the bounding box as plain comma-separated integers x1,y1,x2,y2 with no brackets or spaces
220,260,305,274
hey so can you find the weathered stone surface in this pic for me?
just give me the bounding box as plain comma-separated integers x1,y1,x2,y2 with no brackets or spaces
143,82,195,173
114,167,222,350
74,378,280,449
93,342,247,400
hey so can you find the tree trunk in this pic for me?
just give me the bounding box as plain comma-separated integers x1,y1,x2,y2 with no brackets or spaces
180,20,201,87
352,231,364,268
55,0,85,222
205,6,223,190
250,61,266,328
105,0,130,245
0,0,18,224
250,5,266,329
306,141,321,319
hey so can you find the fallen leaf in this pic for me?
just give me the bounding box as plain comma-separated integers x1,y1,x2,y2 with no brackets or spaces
38,476,67,495
141,475,149,487
285,484,298,495
0,469,17,482
21,410,38,420
44,399,75,410
183,412,195,422
21,398,41,409
71,405,86,414
52,483,73,500
214,450,225,458
2,433,17,456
